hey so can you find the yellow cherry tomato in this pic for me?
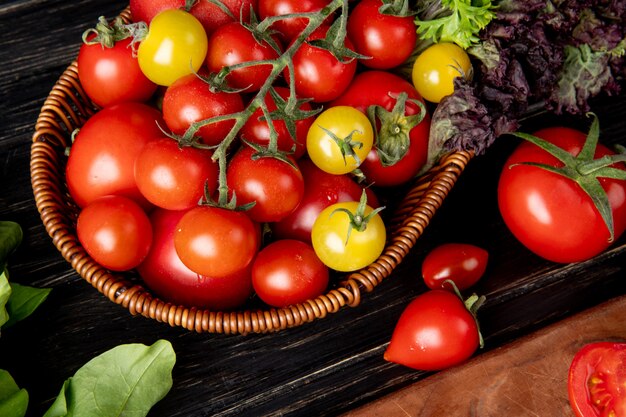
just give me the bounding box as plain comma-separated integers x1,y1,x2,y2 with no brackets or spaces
137,9,208,86
311,197,386,272
411,42,472,103
306,106,374,175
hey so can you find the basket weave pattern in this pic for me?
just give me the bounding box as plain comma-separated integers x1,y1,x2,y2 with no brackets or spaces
30,9,472,334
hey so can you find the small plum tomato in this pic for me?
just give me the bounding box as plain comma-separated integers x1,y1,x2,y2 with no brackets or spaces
422,243,489,291
174,205,260,278
411,42,472,103
306,106,374,175
384,290,482,371
311,192,385,272
568,342,626,417
134,137,219,211
76,195,152,271
252,239,329,307
137,9,208,86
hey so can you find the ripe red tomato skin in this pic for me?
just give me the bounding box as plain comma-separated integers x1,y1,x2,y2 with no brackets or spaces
130,0,182,24
226,146,305,223
78,37,157,108
162,72,244,147
271,159,380,243
568,342,626,417
384,290,479,371
188,0,257,36
346,0,417,69
136,208,253,309
422,243,489,291
258,0,331,43
252,239,329,307
174,205,260,278
239,86,312,160
134,138,219,211
77,195,153,271
330,71,430,186
206,22,281,92
498,127,626,263
65,102,164,210
286,26,357,103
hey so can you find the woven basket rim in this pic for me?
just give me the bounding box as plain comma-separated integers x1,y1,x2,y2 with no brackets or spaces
29,8,473,334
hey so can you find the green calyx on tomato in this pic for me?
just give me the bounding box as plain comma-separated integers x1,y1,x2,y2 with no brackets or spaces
307,6,368,63
377,0,415,18
366,92,427,166
446,279,486,348
82,16,136,48
330,190,385,245
508,113,626,242
319,126,366,167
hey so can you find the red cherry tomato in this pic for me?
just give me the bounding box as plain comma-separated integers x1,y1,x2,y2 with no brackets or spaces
77,195,152,271
137,208,253,309
65,102,164,209
498,127,626,263
174,205,259,278
206,22,281,92
258,0,331,43
568,342,626,417
226,145,305,223
384,290,480,371
422,243,488,291
286,26,357,103
162,72,244,147
78,36,157,108
134,138,219,211
346,0,416,69
252,239,329,307
271,159,380,243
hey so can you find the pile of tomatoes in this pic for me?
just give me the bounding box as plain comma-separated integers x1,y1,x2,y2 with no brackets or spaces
68,0,468,311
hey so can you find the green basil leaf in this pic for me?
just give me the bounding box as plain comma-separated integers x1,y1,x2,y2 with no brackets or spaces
0,222,22,271
44,340,176,417
0,270,11,328
0,369,29,417
4,283,51,328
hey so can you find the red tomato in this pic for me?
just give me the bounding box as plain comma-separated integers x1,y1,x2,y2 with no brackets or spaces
206,22,282,92
258,0,331,43
346,0,416,69
130,0,182,24
286,26,357,103
271,159,380,243
77,195,152,271
174,205,259,278
162,72,244,147
78,37,157,108
134,138,219,211
65,102,164,209
226,146,305,223
422,243,488,291
330,70,430,187
190,0,258,36
252,239,329,307
239,86,313,159
384,290,480,371
498,127,626,263
137,208,253,309
568,342,626,417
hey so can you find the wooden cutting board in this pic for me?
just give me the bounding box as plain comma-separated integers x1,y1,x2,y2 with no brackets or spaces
343,295,626,417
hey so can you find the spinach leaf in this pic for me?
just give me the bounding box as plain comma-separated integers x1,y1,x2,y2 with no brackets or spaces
0,222,22,271
4,283,52,328
0,369,29,417
0,270,11,328
44,340,176,417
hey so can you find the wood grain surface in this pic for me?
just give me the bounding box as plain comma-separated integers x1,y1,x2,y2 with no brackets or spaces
1,1,625,416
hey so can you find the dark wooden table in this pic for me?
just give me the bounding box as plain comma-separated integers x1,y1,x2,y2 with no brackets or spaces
1,1,625,416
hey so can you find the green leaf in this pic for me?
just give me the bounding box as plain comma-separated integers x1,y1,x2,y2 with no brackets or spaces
0,270,11,328
4,283,51,328
0,369,29,417
0,222,22,271
43,340,176,417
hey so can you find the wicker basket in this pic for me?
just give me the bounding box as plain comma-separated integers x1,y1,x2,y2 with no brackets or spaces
30,8,473,334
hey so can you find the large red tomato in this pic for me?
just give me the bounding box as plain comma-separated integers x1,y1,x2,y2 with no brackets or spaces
384,290,481,371
65,102,164,209
137,208,253,309
498,126,626,263
271,159,380,243
330,70,430,187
